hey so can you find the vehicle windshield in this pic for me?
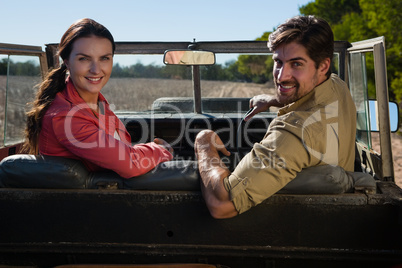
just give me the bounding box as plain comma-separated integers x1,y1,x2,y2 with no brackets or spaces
0,44,341,147
103,53,274,114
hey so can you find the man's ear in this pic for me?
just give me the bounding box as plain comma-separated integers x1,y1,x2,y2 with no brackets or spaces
319,58,331,75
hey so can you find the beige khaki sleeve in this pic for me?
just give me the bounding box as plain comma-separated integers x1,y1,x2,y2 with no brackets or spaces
223,123,317,214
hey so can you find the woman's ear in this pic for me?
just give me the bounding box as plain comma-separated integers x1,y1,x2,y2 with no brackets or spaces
64,60,69,70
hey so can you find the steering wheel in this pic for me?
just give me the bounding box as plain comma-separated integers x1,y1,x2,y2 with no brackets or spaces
236,108,254,159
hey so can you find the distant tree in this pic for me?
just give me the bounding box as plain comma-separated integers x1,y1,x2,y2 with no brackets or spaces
300,0,402,103
236,54,269,83
357,0,402,102
233,32,274,84
162,65,191,80
111,63,124,77
13,61,40,76
0,59,40,76
222,60,248,82
201,64,226,81
299,0,361,25
0,58,8,75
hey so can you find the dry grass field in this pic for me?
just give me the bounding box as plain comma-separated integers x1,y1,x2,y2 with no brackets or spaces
1,75,401,187
101,77,275,111
0,75,39,144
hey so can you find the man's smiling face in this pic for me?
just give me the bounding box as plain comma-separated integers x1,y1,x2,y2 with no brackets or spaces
272,42,329,105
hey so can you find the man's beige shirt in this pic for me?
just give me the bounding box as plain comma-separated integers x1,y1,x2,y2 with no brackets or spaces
223,74,357,214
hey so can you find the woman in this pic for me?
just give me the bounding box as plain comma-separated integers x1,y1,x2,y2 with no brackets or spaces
23,18,173,178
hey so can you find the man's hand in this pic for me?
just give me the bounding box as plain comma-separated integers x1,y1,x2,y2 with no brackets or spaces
194,130,237,219
154,138,174,155
194,129,231,157
244,94,283,121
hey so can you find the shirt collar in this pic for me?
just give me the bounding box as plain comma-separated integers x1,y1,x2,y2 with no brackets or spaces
62,76,109,106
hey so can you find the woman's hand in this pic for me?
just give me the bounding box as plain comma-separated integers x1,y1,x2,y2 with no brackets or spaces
154,138,174,155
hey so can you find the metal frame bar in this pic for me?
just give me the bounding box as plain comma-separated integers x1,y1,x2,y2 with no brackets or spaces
45,40,351,64
45,40,351,114
0,43,48,79
373,40,394,180
349,36,394,180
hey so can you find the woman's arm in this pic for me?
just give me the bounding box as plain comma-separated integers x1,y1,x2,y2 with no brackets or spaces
51,112,173,178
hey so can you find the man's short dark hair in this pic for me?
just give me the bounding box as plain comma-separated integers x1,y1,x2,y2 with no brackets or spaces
268,15,334,78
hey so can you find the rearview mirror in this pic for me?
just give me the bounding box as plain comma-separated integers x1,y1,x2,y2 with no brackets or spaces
369,100,400,132
163,50,215,65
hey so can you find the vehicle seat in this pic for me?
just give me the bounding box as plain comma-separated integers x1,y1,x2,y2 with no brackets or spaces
152,97,250,113
0,154,376,194
0,154,200,190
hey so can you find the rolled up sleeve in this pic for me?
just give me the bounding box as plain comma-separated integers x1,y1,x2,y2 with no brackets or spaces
224,119,317,214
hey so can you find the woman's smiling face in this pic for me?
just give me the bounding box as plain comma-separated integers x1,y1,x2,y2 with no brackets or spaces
65,35,113,104
272,41,329,105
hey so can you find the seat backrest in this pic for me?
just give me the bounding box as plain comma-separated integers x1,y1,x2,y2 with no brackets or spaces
0,154,375,194
0,154,89,189
0,154,201,190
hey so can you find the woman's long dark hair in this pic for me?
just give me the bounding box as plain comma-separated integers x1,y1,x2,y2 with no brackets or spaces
22,18,115,154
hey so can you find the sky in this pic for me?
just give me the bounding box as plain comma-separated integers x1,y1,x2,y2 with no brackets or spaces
1,0,312,47
1,0,313,66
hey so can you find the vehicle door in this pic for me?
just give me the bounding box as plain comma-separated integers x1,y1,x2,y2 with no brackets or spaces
347,36,395,181
0,43,47,160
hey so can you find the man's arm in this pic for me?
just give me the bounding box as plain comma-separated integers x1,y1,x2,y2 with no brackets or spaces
244,94,283,121
194,130,238,219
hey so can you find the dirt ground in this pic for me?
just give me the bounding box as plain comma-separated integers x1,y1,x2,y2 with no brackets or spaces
371,131,402,188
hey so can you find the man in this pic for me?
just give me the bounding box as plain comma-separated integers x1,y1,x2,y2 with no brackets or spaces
194,15,357,219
